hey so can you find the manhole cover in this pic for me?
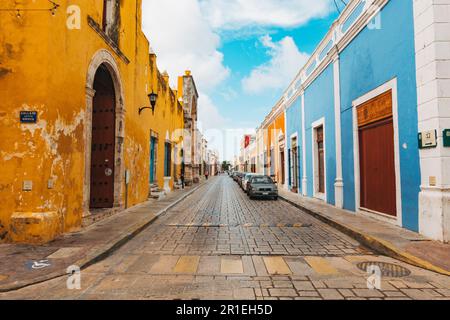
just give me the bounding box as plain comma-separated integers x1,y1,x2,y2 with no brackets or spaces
357,261,411,277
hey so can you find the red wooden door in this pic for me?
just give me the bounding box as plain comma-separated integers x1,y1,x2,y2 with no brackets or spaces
90,66,116,209
359,118,396,216
317,127,325,194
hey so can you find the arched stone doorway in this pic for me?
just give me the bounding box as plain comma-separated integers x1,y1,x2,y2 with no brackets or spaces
90,65,116,208
84,50,125,215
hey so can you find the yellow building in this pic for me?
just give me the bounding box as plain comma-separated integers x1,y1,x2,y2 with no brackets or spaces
0,0,184,243
146,56,184,193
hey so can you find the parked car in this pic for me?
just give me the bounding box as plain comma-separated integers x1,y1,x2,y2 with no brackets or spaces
247,175,278,200
241,173,258,192
238,172,248,188
235,172,245,185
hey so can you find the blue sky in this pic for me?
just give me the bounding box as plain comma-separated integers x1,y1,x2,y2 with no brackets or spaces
142,0,343,160
213,15,338,129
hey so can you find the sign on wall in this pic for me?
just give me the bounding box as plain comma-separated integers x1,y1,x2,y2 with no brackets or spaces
418,130,437,149
20,111,38,123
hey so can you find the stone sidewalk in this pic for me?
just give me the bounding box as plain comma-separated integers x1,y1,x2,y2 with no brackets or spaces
279,190,450,276
0,182,206,292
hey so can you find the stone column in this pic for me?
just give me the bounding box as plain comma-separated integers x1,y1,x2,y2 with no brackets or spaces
414,0,450,242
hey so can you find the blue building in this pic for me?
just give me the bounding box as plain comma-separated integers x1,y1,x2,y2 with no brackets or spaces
280,0,450,239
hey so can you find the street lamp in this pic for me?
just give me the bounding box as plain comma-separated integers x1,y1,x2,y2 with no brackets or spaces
139,92,158,115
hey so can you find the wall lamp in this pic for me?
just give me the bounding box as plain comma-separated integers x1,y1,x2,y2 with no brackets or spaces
139,92,158,115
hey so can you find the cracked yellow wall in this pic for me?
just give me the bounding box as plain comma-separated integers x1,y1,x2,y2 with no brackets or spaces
0,0,178,243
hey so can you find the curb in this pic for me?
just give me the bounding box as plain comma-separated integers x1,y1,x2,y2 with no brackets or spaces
281,196,450,277
0,183,205,293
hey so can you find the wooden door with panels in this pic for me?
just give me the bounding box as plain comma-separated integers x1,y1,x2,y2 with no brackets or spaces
357,90,397,217
90,65,116,209
316,126,325,194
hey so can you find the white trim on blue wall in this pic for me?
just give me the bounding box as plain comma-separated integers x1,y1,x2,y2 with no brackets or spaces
333,56,344,209
301,93,308,196
284,109,290,188
352,78,403,227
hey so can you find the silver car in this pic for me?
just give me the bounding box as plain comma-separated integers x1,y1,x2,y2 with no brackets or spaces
247,175,278,200
241,173,258,192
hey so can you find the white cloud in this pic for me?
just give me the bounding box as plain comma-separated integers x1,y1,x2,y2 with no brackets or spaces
141,0,333,160
197,94,258,161
142,0,230,91
242,35,309,94
200,0,333,30
197,93,229,131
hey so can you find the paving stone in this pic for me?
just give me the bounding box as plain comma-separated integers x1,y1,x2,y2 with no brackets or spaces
269,288,298,297
353,289,384,298
311,280,327,289
324,280,355,289
338,289,356,297
389,280,408,289
318,289,344,300
233,288,255,300
297,291,320,297
436,289,450,297
403,281,435,289
384,291,407,297
221,257,244,274
293,281,315,291
197,256,221,274
273,281,293,288
263,257,291,275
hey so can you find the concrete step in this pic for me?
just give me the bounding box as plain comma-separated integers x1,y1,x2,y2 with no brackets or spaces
149,189,167,200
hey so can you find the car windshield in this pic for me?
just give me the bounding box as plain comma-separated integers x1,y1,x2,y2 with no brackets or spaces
250,176,273,184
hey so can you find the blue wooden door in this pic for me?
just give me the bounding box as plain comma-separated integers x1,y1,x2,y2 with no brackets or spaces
150,137,156,183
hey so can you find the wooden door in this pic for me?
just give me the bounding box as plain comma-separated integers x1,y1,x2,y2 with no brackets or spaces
150,136,157,183
290,138,299,193
90,66,116,209
359,118,397,216
357,90,396,217
317,127,325,194
280,150,285,184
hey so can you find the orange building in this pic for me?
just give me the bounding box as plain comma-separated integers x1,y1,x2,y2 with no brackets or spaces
260,102,286,187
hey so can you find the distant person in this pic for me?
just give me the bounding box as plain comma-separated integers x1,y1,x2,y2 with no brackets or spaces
205,171,209,180
180,173,185,189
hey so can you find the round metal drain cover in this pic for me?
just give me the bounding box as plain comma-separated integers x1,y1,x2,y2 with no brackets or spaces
357,261,411,277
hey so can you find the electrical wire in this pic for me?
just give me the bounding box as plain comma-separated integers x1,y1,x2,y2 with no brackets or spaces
0,0,59,16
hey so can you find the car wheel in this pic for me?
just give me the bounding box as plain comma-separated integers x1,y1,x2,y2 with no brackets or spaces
273,196,278,201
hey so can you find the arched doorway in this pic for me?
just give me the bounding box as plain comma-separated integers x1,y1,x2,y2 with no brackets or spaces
84,49,125,216
90,64,116,209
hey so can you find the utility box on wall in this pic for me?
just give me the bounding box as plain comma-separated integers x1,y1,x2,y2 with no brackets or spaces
418,130,437,149
443,129,450,147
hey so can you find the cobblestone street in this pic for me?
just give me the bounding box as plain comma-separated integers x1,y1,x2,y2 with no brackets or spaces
1,176,449,300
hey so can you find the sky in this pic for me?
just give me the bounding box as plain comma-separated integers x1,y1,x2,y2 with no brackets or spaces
141,0,343,161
